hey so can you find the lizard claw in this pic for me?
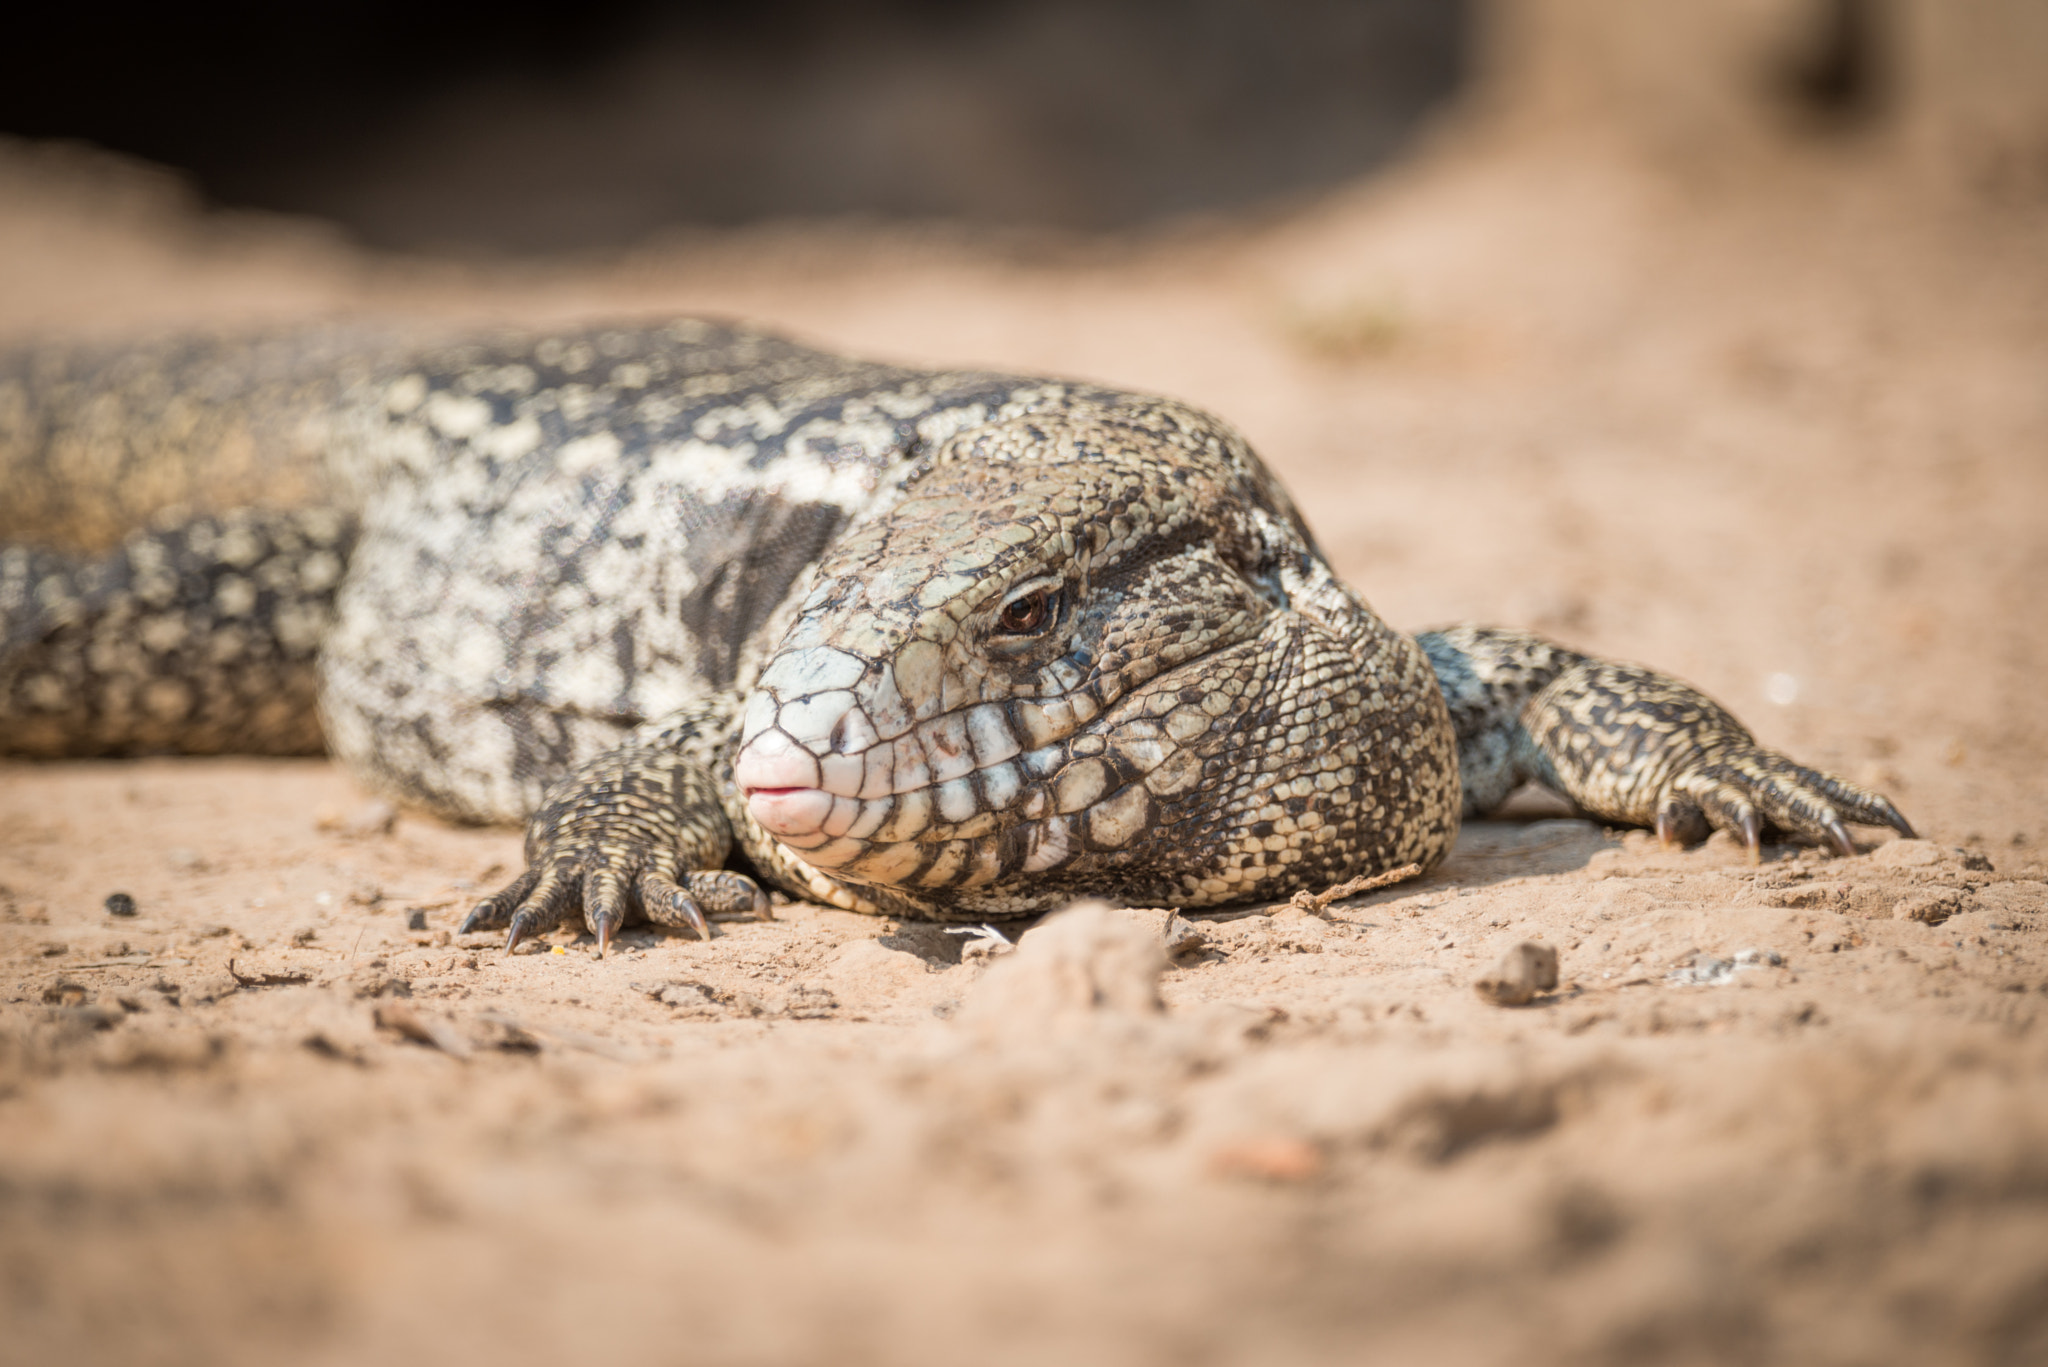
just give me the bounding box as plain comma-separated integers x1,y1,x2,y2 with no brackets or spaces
640,872,711,941
462,861,541,937
583,870,630,958
1655,795,1709,850
1671,751,1911,861
673,894,710,941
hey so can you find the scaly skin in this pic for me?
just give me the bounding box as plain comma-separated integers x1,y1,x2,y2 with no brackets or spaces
0,320,1912,954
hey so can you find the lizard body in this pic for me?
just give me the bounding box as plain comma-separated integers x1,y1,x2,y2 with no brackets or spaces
0,320,1910,944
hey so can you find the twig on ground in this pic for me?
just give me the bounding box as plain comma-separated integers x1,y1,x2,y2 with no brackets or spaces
1288,863,1425,914
226,958,311,987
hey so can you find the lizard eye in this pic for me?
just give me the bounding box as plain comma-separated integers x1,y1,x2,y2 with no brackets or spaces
994,587,1060,636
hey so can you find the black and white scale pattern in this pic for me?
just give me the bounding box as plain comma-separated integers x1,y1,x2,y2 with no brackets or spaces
0,319,1912,940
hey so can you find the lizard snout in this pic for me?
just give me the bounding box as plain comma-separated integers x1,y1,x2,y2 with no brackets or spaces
735,728,836,838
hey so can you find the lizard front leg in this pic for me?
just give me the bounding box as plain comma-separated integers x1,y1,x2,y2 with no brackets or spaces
1418,625,1913,859
460,699,769,955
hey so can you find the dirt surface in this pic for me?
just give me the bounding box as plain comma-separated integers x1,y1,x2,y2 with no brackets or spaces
3,107,2047,1365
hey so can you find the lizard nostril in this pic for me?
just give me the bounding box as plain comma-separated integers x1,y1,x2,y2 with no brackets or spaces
830,713,850,752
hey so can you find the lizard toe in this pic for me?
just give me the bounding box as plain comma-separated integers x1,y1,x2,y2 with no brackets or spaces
639,871,711,941
503,865,582,953
462,864,542,935
689,871,773,921
583,869,632,957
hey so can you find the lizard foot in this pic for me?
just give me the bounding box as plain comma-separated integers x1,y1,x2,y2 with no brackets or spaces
462,862,769,954
457,743,769,956
1654,749,1914,863
1526,661,1914,864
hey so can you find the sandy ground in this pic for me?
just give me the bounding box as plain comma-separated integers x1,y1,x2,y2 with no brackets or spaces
2,114,2047,1365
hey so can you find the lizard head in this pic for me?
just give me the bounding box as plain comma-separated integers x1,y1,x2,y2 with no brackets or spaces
732,396,1457,917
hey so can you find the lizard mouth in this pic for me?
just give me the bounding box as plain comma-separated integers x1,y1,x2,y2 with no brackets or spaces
744,785,835,838
733,729,841,837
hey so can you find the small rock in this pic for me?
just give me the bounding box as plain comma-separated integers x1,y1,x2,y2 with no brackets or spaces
1163,913,1209,960
292,927,320,946
1896,891,1964,926
1668,954,1736,986
1474,941,1559,1006
41,981,88,1006
39,943,67,957
104,892,138,918
406,908,429,932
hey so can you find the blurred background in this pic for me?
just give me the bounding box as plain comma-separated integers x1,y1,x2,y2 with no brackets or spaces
8,0,2040,256
4,0,1470,254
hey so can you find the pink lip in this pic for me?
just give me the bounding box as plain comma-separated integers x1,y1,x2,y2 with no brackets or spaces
745,785,835,839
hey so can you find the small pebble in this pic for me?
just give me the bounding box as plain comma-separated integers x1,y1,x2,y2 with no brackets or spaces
105,892,138,918
1669,956,1736,987
406,909,429,931
1474,941,1559,1006
1163,913,1209,960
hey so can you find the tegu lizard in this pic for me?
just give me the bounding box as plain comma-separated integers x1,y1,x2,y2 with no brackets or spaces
0,319,1912,952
